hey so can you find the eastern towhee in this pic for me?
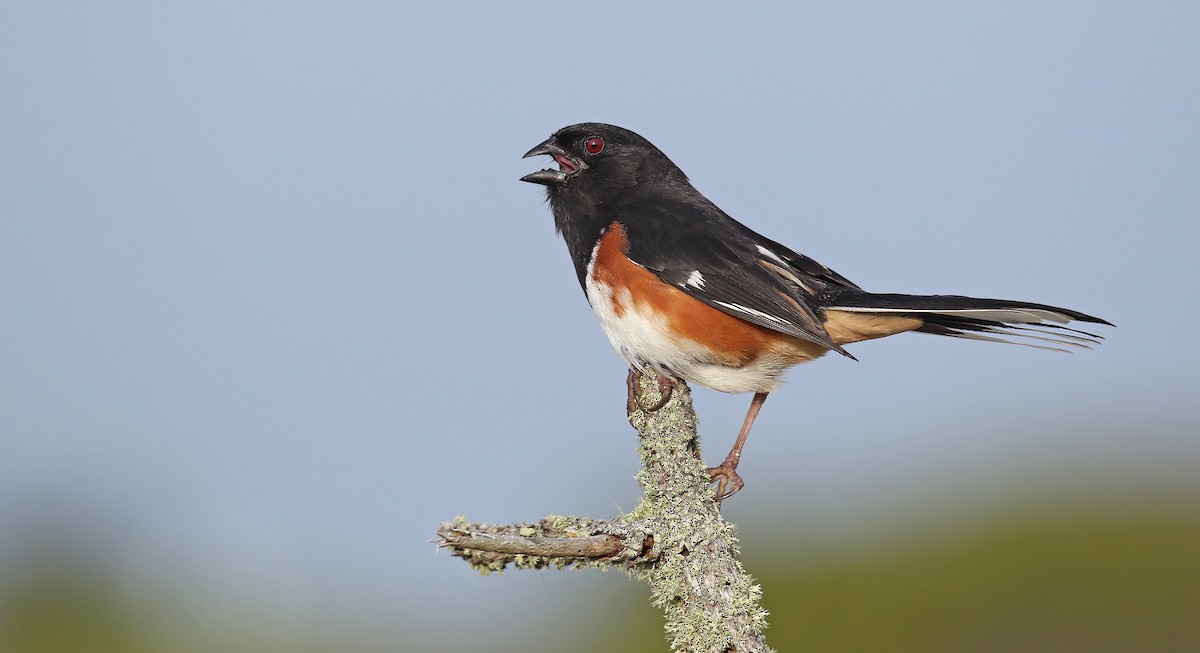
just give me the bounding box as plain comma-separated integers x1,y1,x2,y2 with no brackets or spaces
522,122,1110,500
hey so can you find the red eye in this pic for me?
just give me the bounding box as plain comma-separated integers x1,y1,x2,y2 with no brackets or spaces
584,136,604,155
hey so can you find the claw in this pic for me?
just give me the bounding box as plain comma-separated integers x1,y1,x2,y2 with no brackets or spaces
626,369,639,417
708,461,745,502
626,369,675,416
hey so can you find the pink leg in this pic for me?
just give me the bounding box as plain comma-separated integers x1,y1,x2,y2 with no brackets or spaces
709,392,768,501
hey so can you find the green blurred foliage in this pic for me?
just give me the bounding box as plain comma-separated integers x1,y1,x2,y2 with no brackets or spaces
598,503,1200,653
0,574,158,653
3,501,1198,653
762,510,1200,652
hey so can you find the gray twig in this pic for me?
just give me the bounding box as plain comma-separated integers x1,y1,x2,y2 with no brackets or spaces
437,377,770,653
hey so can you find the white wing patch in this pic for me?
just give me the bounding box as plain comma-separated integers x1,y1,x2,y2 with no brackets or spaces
756,245,787,264
713,301,791,325
685,270,705,289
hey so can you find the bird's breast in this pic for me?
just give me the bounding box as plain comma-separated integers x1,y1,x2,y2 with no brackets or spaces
582,222,829,393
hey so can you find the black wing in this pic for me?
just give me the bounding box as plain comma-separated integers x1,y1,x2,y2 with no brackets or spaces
747,232,863,291
617,197,854,357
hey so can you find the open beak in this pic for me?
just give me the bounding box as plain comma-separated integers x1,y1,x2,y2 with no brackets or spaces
520,137,584,186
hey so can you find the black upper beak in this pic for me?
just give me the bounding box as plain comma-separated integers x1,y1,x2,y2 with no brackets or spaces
522,138,562,160
520,137,572,186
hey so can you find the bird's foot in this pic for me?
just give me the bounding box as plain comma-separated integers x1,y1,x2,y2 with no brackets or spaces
626,369,675,417
708,460,745,502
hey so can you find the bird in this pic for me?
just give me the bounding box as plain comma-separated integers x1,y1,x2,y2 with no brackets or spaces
520,122,1110,500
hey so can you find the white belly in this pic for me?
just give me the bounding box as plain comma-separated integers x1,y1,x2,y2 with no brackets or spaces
583,268,792,394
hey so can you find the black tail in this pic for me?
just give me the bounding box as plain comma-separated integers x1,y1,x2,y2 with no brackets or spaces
822,289,1112,353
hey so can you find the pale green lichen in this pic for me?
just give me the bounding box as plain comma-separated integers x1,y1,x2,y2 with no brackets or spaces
442,376,771,651
618,377,771,653
440,516,636,576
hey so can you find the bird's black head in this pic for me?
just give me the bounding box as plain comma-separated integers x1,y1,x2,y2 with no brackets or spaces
521,123,688,211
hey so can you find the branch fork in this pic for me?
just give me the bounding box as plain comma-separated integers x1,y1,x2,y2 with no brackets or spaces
438,376,770,653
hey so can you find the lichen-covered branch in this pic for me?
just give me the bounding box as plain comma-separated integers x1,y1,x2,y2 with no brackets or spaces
437,377,770,653
436,515,652,572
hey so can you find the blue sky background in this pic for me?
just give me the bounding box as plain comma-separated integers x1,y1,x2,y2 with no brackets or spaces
2,2,1197,649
